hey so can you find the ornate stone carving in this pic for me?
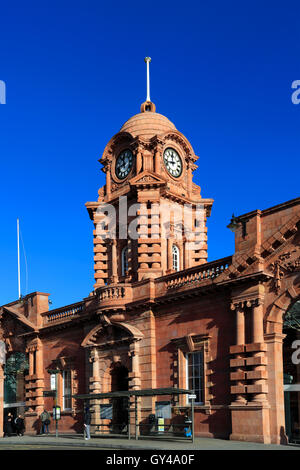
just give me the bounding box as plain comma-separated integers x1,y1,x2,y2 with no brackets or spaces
163,132,194,159
269,249,300,293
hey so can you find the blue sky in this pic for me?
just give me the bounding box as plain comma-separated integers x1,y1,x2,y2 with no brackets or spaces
0,1,299,308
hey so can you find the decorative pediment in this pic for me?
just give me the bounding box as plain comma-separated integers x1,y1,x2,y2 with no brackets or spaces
100,131,135,163
81,321,143,348
161,130,196,161
129,171,167,188
171,333,211,352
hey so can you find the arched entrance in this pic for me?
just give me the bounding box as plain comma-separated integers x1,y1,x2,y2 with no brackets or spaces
111,363,129,433
283,299,300,443
81,320,143,435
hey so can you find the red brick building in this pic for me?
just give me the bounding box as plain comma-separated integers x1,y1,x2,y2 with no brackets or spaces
0,97,300,444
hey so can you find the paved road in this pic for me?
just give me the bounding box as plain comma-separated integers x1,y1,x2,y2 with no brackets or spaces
0,434,299,450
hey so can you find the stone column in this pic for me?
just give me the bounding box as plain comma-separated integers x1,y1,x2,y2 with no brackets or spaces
248,300,268,403
265,332,287,444
154,150,160,174
184,238,190,269
136,151,142,174
105,163,111,196
128,341,141,437
35,341,45,415
252,301,264,344
89,348,101,433
167,238,173,273
230,289,270,443
230,304,246,404
126,238,133,282
237,305,245,345
187,163,193,196
110,239,118,284
29,350,34,376
90,348,101,393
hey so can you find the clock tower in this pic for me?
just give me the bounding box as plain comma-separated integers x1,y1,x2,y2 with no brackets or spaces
86,85,213,288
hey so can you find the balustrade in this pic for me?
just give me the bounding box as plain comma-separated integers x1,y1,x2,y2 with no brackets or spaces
165,256,231,290
44,303,84,323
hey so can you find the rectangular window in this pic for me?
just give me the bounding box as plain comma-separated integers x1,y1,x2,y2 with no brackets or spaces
186,350,204,404
62,370,72,411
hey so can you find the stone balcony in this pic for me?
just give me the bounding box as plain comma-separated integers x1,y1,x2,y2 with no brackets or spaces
94,284,132,310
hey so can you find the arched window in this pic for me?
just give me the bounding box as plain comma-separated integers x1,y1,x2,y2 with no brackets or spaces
121,246,129,276
172,245,180,272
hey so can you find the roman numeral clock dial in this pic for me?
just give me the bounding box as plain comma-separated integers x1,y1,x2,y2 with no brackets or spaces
115,149,133,180
163,148,183,178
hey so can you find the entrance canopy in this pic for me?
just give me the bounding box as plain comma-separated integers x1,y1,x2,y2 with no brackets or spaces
73,387,195,442
73,387,193,400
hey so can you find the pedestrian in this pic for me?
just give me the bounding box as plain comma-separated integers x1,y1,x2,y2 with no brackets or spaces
83,405,91,440
4,412,13,437
15,415,25,436
40,409,51,435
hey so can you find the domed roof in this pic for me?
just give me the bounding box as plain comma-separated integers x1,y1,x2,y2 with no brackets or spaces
120,111,176,139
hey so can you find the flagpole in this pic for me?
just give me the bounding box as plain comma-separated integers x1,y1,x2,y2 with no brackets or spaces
17,218,21,299
144,57,151,102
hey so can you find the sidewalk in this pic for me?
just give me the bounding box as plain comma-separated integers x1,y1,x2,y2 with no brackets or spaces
0,434,299,450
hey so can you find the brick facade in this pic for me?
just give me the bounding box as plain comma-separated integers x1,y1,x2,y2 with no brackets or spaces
0,99,299,444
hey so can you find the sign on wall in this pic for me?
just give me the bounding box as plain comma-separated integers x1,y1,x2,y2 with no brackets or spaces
50,374,56,390
155,401,171,419
100,404,113,419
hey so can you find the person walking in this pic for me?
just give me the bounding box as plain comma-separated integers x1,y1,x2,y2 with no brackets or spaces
40,409,51,435
4,412,13,437
83,406,91,440
15,415,25,436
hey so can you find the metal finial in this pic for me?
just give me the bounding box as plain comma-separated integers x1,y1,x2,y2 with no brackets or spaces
144,57,151,102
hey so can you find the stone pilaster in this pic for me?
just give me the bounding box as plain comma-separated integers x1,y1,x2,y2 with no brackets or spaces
230,304,246,404
89,347,101,433
25,338,45,415
265,332,288,444
93,225,109,288
229,286,271,443
128,340,141,437
137,198,162,280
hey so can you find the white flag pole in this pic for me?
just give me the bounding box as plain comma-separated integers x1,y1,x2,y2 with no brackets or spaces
144,57,151,102
17,218,21,299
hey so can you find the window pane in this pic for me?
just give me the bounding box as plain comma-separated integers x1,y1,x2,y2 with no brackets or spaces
187,351,204,404
63,370,72,410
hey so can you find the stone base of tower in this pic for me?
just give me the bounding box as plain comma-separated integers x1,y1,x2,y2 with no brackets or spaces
229,403,271,444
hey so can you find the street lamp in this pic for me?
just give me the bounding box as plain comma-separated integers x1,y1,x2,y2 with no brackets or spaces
227,214,248,237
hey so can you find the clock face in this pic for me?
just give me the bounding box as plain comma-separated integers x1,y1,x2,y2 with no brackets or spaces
163,148,183,178
115,149,133,180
